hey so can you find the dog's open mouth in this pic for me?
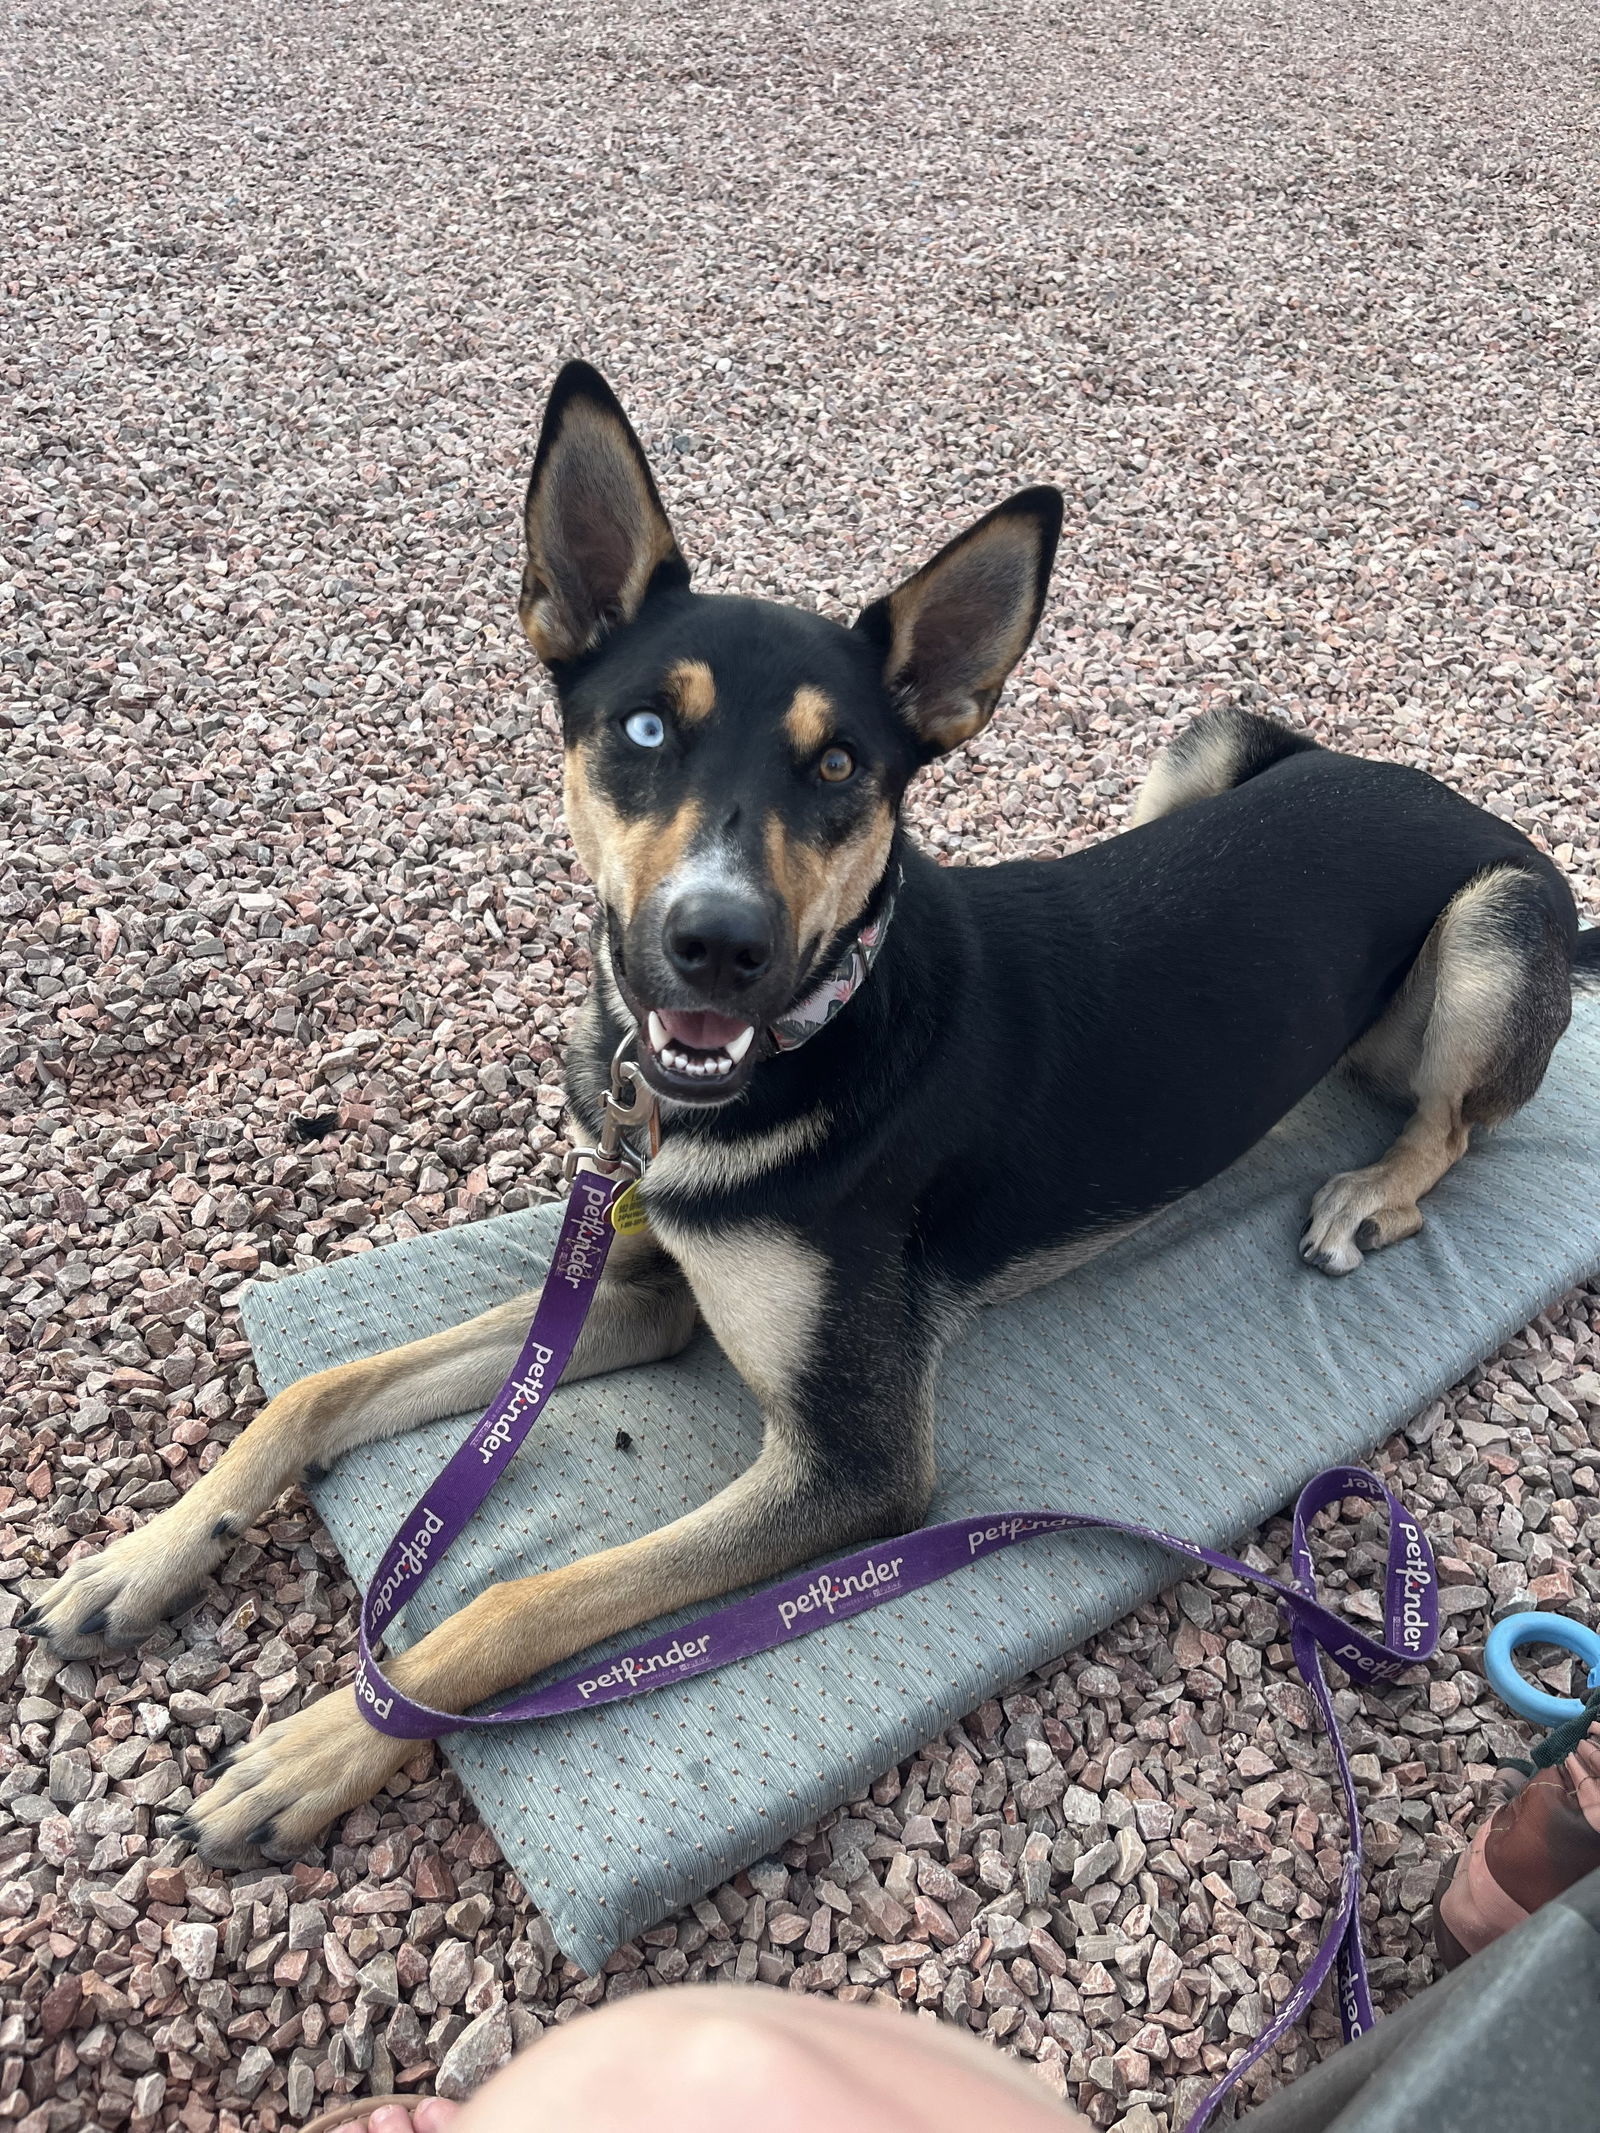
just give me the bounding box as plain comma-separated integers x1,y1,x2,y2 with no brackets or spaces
643,1008,757,1092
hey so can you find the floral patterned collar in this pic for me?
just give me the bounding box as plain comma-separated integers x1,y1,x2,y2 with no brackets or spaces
768,868,902,1054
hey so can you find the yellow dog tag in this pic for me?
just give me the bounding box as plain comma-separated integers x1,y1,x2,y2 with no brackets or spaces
610,1181,648,1235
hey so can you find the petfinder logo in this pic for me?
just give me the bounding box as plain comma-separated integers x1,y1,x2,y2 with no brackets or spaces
1334,1641,1400,1682
557,1188,611,1291
356,1665,394,1723
371,1509,445,1618
1395,1519,1433,1654
577,1633,712,1701
967,1514,1063,1557
1340,1963,1368,2035
479,1342,557,1459
777,1556,905,1630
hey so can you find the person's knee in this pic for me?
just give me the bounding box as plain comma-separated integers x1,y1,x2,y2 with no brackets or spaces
455,1985,1084,2133
458,1991,862,2132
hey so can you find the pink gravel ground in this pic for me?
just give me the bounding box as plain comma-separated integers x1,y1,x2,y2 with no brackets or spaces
3,0,1599,2128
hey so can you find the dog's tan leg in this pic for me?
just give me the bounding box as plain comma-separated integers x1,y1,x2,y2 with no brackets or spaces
1301,865,1572,1276
1300,1097,1469,1274
25,1229,696,1658
183,1218,937,1862
183,1438,866,1858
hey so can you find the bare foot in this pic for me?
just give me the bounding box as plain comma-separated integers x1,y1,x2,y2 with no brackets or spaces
329,2102,461,2133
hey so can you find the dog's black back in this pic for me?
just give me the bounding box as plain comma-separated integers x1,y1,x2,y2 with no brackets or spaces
617,742,1580,1304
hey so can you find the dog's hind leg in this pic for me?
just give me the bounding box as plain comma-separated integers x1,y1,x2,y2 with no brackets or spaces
24,1227,698,1658
1300,865,1573,1276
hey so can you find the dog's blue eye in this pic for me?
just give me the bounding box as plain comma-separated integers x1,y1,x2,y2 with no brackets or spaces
624,710,666,749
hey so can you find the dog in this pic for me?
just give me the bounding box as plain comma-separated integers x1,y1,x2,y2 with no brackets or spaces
27,360,1600,1858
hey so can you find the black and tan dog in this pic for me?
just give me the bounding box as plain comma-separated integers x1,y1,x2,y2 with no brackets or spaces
28,363,1600,1857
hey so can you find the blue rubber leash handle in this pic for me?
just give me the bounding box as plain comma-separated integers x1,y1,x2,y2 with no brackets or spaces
1484,1611,1600,1726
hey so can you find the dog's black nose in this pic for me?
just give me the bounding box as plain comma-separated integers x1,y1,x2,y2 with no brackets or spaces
664,892,774,995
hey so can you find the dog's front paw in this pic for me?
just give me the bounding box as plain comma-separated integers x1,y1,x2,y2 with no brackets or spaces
182,1689,420,1863
22,1513,228,1658
1300,1167,1424,1278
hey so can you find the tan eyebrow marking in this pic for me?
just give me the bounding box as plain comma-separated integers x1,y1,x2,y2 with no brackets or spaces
665,659,716,724
783,685,834,755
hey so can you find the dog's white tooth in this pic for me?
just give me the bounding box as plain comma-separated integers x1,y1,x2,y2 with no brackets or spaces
725,1025,754,1064
647,1011,668,1055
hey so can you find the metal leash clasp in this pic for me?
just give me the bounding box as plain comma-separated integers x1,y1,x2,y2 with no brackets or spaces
563,1036,658,1181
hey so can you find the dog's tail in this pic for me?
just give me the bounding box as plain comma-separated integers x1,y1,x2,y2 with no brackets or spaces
1131,706,1321,829
1573,925,1600,995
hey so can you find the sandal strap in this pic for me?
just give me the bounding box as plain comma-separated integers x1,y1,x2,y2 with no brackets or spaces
299,2094,422,2133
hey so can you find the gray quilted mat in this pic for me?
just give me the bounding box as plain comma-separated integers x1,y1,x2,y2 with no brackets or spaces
240,1005,1600,1972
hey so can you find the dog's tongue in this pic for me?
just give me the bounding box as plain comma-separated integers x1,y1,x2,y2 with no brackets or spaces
657,1009,751,1052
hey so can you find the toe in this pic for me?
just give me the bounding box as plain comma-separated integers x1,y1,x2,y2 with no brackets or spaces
1354,1203,1423,1253
1300,1232,1362,1277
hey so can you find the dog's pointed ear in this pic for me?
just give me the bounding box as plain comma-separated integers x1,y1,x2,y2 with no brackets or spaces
519,362,689,666
855,486,1062,755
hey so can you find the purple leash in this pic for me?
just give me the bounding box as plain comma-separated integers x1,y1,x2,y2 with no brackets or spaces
354,1159,1439,2132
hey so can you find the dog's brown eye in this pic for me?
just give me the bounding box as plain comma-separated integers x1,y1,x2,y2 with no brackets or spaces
819,746,855,783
